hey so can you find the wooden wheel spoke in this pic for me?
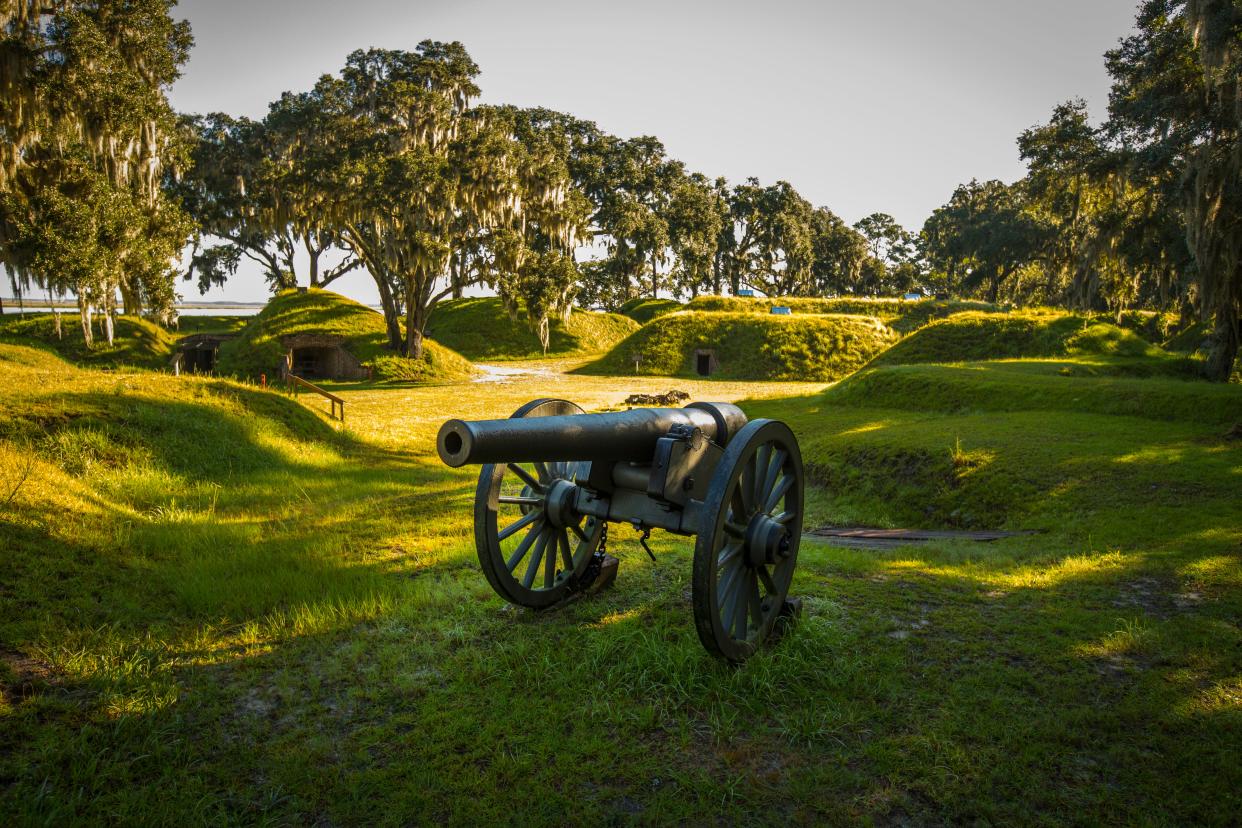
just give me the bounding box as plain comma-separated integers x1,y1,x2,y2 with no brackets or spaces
569,520,590,543
757,564,777,595
544,529,558,588
724,520,747,539
732,573,751,640
739,461,756,512
498,509,541,542
752,445,771,504
764,475,794,515
716,541,742,567
748,575,763,630
762,449,786,500
507,464,544,493
558,530,573,570
505,519,544,571
533,461,552,483
522,528,551,588
730,485,748,522
720,564,744,632
772,510,793,525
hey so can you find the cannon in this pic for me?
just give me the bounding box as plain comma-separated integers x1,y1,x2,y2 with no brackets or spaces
436,398,805,661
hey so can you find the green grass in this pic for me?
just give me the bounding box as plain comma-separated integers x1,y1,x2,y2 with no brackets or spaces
616,296,682,324
216,288,475,383
0,312,177,370
581,310,898,381
685,295,1002,333
425,297,640,360
2,341,1240,824
871,310,1182,367
173,314,253,335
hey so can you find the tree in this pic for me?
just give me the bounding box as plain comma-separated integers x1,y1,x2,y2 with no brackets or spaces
177,108,360,296
0,1,194,333
305,45,566,359
1105,0,1242,379
665,172,724,298
809,207,869,295
922,180,1047,302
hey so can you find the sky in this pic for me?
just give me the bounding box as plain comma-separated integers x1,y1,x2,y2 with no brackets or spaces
166,0,1141,305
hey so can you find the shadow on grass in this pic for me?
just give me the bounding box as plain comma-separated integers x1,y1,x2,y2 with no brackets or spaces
3,376,1241,824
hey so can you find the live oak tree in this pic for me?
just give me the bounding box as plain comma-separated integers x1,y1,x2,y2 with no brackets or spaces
665,172,724,299
473,106,589,352
0,0,194,339
177,107,359,296
305,44,560,359
1106,0,1242,379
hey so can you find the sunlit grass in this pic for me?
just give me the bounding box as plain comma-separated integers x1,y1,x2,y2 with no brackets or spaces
1,341,1240,823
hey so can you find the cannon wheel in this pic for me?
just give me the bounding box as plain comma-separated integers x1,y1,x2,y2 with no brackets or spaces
474,399,604,609
692,419,804,661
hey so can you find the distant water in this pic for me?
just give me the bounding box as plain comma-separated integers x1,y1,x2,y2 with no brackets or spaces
1,305,263,316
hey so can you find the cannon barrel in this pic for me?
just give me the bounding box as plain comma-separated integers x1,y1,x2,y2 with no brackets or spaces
437,402,746,467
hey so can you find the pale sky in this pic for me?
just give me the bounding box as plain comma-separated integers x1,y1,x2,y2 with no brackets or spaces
166,0,1140,305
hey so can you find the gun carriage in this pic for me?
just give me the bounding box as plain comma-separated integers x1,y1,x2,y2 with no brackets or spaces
436,399,804,661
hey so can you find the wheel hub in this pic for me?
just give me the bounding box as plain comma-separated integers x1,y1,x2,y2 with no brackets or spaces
544,478,579,529
744,514,790,566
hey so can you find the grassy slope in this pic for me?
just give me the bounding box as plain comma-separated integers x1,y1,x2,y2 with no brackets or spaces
0,312,177,370
582,310,898,381
870,310,1194,369
425,297,639,360
2,343,1240,824
616,296,682,324
216,288,474,383
174,314,252,335
686,295,1001,333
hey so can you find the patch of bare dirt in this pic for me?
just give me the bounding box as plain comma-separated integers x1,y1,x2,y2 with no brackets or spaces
0,646,59,703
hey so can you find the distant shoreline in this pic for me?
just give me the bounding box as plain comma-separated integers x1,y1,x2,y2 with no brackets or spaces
1,300,384,312
0,299,267,309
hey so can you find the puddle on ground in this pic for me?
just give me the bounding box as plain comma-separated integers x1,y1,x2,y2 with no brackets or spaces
473,364,557,383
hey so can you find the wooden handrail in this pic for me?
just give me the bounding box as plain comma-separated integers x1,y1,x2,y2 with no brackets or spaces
286,373,345,422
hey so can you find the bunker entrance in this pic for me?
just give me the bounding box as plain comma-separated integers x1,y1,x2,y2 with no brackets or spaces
185,347,216,372
173,333,235,375
281,334,370,381
291,346,332,378
695,349,717,377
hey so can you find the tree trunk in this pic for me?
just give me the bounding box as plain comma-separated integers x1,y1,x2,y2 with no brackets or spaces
119,281,140,316
1204,301,1239,382
450,252,463,300
650,256,659,298
374,277,404,352
103,289,116,347
78,292,93,348
405,301,425,360
308,248,320,287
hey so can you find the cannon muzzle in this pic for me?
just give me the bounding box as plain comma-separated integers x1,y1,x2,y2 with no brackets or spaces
436,402,746,467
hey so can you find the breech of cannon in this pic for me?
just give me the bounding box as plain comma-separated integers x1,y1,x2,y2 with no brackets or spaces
436,402,747,467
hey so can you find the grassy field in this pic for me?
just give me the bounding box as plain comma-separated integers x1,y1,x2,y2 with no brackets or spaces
1,336,1240,824
616,297,682,324
425,297,639,360
0,313,177,370
583,311,898,381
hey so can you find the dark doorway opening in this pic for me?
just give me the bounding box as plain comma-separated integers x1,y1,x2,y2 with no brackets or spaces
292,347,331,378
696,350,715,376
185,348,215,373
